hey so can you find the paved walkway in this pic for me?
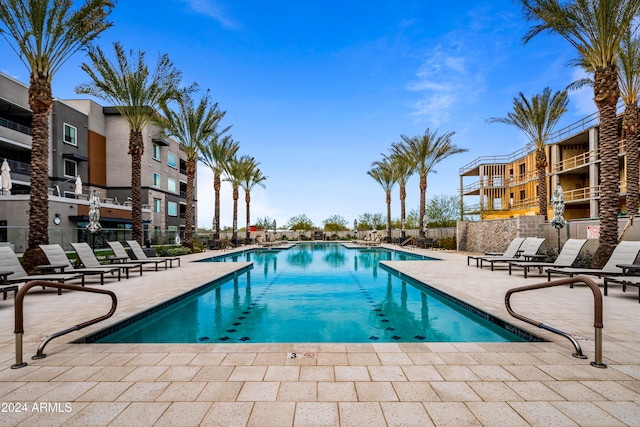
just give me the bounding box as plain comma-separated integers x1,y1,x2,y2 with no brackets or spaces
0,245,639,426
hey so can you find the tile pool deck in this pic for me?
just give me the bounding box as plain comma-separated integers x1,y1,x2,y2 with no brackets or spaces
0,244,639,426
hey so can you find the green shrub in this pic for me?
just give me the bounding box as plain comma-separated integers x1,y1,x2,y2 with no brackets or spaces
435,237,456,250
156,246,191,257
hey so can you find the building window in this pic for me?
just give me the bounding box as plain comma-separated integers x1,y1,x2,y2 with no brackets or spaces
153,198,161,213
519,163,526,176
168,226,177,233
63,123,77,146
153,173,161,187
167,201,177,216
167,151,177,168
167,178,177,193
152,144,161,161
519,190,526,200
64,159,77,178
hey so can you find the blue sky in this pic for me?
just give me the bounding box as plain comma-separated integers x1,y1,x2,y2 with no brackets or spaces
1,1,596,229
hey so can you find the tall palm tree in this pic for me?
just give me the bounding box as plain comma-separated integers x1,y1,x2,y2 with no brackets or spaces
224,154,252,243
619,32,640,217
199,133,237,239
0,0,114,268
488,87,569,220
238,158,267,242
395,129,467,238
388,151,413,239
368,158,398,243
520,0,640,266
158,89,225,249
76,41,182,244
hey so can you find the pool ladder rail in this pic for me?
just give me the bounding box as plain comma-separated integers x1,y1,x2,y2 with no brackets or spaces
505,275,606,369
12,280,117,369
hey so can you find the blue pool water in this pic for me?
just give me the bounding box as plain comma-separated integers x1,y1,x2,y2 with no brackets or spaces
92,243,529,343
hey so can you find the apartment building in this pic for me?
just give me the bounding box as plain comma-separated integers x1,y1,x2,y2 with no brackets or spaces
460,109,624,221
0,72,196,249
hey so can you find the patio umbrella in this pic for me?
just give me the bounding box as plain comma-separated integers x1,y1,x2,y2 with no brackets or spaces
1,159,11,195
74,175,83,196
87,190,102,233
550,183,566,251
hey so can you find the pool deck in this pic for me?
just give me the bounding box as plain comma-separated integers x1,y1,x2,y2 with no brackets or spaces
0,244,639,426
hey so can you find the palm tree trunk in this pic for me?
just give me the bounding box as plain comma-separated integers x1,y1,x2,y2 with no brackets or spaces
592,65,620,268
232,187,239,242
184,158,196,249
536,149,548,220
623,103,640,217
400,185,406,239
130,131,144,245
22,74,53,272
386,190,392,242
419,174,427,238
245,191,251,242
214,174,221,239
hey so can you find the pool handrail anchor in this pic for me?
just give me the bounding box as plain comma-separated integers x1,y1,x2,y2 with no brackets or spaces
504,275,606,369
12,280,117,369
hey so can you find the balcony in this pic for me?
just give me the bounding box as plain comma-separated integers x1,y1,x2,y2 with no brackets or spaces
564,186,600,203
553,150,596,173
1,158,30,176
0,116,32,135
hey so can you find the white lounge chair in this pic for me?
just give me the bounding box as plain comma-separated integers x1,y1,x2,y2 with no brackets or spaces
480,238,546,271
508,239,588,278
467,237,526,267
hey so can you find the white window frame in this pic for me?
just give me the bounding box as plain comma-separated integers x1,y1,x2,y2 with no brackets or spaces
167,151,177,169
153,173,161,188
167,178,177,193
63,159,77,178
167,201,178,217
152,144,161,161
63,123,77,146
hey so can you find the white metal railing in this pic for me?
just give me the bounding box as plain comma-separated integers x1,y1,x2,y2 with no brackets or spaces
564,186,600,202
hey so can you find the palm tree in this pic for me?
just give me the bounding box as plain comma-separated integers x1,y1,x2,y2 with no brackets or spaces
76,41,182,244
158,89,225,249
0,0,114,267
388,151,413,239
224,155,252,243
619,32,640,217
368,158,398,243
394,129,467,238
519,0,640,266
488,87,569,220
238,158,267,242
199,133,238,239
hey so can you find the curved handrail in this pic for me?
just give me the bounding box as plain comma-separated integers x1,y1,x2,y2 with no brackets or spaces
12,280,117,369
505,275,606,368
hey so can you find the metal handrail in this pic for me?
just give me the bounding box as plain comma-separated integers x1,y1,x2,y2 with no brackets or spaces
504,275,606,368
12,280,117,369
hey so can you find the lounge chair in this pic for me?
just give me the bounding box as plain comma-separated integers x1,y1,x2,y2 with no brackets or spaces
39,244,122,285
603,275,640,303
545,240,640,283
479,238,546,271
507,239,588,278
70,242,143,279
0,246,83,296
467,237,526,267
107,241,167,271
126,240,180,267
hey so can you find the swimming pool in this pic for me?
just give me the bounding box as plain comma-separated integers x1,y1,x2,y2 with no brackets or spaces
88,243,532,344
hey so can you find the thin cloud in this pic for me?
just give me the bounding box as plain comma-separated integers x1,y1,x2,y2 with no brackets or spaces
182,0,239,29
407,43,484,126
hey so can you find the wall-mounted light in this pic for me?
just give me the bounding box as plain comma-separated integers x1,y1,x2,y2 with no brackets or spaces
53,214,61,225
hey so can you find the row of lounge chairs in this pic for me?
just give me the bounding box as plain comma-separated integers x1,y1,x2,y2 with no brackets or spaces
0,240,181,298
468,236,640,302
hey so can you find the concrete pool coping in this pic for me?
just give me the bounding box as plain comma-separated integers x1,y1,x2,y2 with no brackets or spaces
0,243,639,426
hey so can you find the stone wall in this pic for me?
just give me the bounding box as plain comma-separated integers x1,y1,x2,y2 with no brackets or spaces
457,216,546,253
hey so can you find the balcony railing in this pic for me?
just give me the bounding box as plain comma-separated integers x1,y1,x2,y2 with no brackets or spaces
510,197,537,210
459,143,534,175
564,186,600,202
0,158,30,175
0,116,32,135
553,150,596,173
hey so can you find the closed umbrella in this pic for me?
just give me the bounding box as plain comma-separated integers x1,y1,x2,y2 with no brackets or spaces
550,183,566,251
74,175,83,196
87,190,102,233
1,159,12,195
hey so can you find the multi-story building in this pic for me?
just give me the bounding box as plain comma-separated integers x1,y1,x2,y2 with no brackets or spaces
0,72,196,250
460,108,625,221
